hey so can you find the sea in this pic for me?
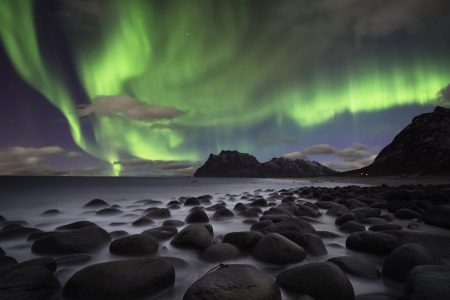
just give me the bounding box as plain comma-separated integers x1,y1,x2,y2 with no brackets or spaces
0,176,436,299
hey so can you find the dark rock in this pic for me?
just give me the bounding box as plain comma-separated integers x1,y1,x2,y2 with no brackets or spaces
383,243,441,282
328,256,380,279
0,257,57,278
0,256,17,268
361,218,386,225
185,210,209,223
110,230,128,239
42,209,60,216
201,243,240,262
346,231,399,255
183,264,281,300
259,217,316,240
32,226,111,255
56,255,91,267
0,246,4,256
56,221,98,230
109,234,158,256
384,230,450,258
355,293,398,300
184,197,201,206
131,217,154,227
252,233,306,264
145,207,171,219
96,207,123,216
336,213,357,226
403,265,450,300
0,227,41,240
277,262,354,300
0,266,60,300
293,233,327,256
63,258,175,300
340,221,366,233
212,208,234,219
369,224,402,231
422,205,450,229
250,220,273,232
349,208,381,220
171,224,213,249
250,199,268,207
83,199,109,208
162,220,185,227
407,222,422,230
223,231,263,251
395,208,421,220
326,205,349,216
142,226,178,240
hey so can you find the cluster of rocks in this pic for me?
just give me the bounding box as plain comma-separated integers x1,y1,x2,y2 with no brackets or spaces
0,183,449,299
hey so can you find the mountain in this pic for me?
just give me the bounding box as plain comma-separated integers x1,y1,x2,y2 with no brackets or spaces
193,150,337,178
350,106,450,176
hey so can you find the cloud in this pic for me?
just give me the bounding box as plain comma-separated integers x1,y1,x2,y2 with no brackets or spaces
0,146,82,175
323,155,377,172
113,159,202,176
282,143,378,171
78,95,185,121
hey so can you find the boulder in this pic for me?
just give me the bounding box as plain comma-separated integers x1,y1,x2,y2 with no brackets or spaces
185,210,209,223
293,233,327,256
201,243,240,262
259,217,316,240
222,231,263,251
252,233,306,264
422,205,450,229
162,220,185,227
0,266,60,300
32,226,111,255
394,209,421,220
212,208,235,219
346,232,399,255
143,226,178,240
383,243,440,282
109,234,159,256
328,256,380,279
171,224,213,249
63,258,174,300
277,262,354,300
183,264,280,300
83,199,109,208
403,265,450,300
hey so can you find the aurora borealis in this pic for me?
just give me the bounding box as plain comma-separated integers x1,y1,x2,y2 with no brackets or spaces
1,0,449,176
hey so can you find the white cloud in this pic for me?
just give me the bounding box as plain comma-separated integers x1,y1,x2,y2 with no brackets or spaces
78,95,185,121
113,159,202,176
0,146,82,175
282,143,379,171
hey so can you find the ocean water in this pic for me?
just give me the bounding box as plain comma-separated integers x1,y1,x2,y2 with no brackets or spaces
0,176,405,299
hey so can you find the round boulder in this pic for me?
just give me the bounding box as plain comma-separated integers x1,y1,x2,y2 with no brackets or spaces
109,234,158,256
403,265,450,300
201,243,240,262
276,262,354,300
185,210,209,223
252,233,306,264
183,264,280,300
346,232,399,255
383,243,440,282
63,258,174,300
171,224,213,249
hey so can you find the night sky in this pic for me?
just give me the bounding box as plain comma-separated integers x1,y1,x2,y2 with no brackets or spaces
1,0,450,176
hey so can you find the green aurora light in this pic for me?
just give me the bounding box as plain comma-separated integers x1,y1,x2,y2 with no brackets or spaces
1,0,449,175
